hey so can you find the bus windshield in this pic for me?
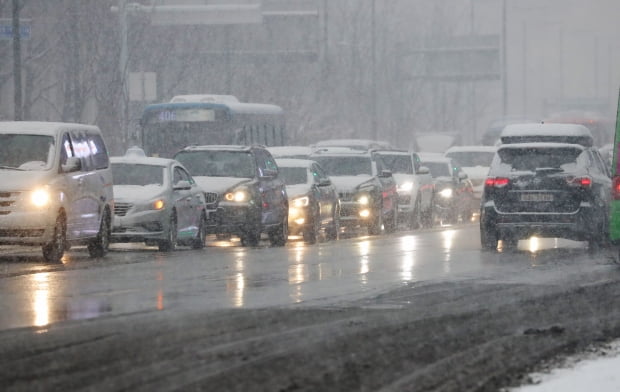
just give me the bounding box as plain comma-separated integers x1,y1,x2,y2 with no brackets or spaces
141,122,232,158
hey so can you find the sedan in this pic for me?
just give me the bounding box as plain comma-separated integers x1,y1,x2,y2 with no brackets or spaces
110,147,208,251
276,158,340,243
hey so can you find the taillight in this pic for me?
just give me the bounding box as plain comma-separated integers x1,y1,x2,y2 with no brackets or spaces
567,176,592,188
484,177,510,188
613,176,620,200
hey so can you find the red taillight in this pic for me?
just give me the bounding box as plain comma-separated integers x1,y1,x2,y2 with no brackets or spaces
485,177,509,188
613,176,620,200
567,176,592,188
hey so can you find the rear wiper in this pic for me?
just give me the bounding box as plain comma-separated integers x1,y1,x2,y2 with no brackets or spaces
0,165,24,171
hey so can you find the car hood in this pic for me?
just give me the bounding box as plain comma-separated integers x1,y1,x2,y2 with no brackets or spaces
285,184,312,199
330,175,375,192
194,176,252,194
392,173,415,186
113,185,165,203
0,170,53,191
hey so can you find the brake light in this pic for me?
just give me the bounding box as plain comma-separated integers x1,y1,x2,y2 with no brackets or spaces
613,176,620,200
567,176,592,188
484,177,509,188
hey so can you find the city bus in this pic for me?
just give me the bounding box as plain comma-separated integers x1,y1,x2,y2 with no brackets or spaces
137,95,286,158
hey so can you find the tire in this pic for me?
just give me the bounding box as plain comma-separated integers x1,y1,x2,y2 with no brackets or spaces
158,211,178,252
42,214,66,263
422,197,435,229
501,235,518,250
87,210,110,258
368,206,383,235
303,215,319,245
269,216,288,247
241,223,261,247
325,206,340,241
409,197,422,230
480,218,498,251
191,212,207,249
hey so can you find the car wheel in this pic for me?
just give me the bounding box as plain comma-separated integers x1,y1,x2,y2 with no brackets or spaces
501,235,518,250
87,209,110,258
158,211,178,252
269,216,288,247
480,217,498,251
303,209,320,244
368,206,383,235
326,205,340,241
191,212,207,250
241,223,261,247
42,213,66,263
409,197,422,230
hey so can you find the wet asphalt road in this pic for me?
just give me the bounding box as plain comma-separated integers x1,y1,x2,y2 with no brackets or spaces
0,222,613,332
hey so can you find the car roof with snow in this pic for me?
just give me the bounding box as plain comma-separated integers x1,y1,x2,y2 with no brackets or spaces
445,145,497,154
313,139,393,150
0,121,100,136
500,123,593,146
497,142,586,151
267,146,314,158
111,147,177,167
310,146,372,157
274,158,316,168
178,145,256,152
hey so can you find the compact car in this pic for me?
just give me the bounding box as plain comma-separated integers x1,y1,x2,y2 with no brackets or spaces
110,147,207,251
276,158,340,243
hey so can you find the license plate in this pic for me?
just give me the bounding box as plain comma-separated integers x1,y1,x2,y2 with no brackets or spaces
520,193,554,202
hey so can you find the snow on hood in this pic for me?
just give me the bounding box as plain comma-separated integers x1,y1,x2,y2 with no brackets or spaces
194,176,251,194
113,184,165,202
285,183,312,199
329,175,374,192
0,170,53,191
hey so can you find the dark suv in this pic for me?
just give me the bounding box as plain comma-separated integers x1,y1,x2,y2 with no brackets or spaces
174,145,288,247
480,124,611,250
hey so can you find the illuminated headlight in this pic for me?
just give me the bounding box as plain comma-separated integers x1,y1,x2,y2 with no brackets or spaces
152,199,165,210
292,196,309,208
398,182,413,193
357,194,370,205
31,189,51,207
359,209,371,218
439,188,453,198
225,190,248,202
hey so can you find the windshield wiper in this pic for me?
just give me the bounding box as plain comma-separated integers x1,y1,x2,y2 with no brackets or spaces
0,165,24,171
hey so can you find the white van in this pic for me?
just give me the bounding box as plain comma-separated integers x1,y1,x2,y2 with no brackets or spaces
0,121,114,262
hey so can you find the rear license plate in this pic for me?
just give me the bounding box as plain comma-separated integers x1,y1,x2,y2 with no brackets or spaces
520,193,554,202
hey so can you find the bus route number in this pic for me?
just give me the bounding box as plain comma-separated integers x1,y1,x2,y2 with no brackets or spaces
158,110,176,122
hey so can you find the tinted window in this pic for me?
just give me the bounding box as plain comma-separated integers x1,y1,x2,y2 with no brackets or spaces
422,162,451,177
312,156,372,176
497,147,582,171
175,150,256,178
376,154,413,174
279,167,307,185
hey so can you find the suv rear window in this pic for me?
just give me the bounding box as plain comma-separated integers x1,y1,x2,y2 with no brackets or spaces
497,146,582,171
312,156,372,176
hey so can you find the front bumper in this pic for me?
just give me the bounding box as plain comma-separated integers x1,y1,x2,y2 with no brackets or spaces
111,209,169,243
0,209,55,245
339,201,375,227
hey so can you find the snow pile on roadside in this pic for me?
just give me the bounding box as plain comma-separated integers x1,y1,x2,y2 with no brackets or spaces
512,340,620,391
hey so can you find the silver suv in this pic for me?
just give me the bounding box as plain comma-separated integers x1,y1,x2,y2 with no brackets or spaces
0,122,114,262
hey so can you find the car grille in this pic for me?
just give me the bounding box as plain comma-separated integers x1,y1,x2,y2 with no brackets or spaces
205,192,218,205
114,202,133,216
398,194,411,204
0,192,19,215
339,192,354,202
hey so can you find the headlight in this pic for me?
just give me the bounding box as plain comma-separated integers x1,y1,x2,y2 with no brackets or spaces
224,190,249,202
292,196,309,208
31,189,51,207
398,182,413,192
439,188,453,198
357,194,370,205
152,199,165,210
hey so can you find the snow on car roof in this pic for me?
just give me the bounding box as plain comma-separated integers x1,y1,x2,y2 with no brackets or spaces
0,121,99,136
497,142,585,151
310,146,371,156
110,155,173,167
267,146,314,157
274,158,315,168
445,145,497,154
180,145,253,152
313,139,393,150
501,123,592,138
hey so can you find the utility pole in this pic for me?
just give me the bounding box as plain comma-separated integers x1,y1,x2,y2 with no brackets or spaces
501,0,507,116
12,0,22,121
118,0,129,144
370,0,377,140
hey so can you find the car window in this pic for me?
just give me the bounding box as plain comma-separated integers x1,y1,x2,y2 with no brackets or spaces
175,150,256,178
0,133,56,171
173,166,190,185
112,163,164,186
422,162,451,177
88,133,110,170
255,149,278,177
376,154,413,174
497,147,582,171
70,131,95,172
411,153,421,173
279,166,307,185
312,163,329,183
312,156,372,176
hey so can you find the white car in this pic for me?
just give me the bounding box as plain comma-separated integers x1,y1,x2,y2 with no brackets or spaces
372,150,434,229
110,147,208,251
267,146,314,159
444,145,497,200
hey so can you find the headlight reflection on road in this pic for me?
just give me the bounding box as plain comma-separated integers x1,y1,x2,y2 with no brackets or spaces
225,251,246,308
32,273,50,327
400,236,417,282
358,240,371,284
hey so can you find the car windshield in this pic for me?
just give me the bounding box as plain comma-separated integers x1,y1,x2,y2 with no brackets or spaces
0,133,55,171
422,162,451,177
375,154,413,174
279,167,307,185
497,147,582,171
112,163,164,186
445,151,495,167
312,156,372,176
174,151,256,178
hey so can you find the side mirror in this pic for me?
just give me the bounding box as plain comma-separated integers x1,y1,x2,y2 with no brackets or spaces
458,172,468,181
417,166,430,175
379,169,393,178
173,180,192,190
318,178,332,187
61,157,81,173
260,169,278,179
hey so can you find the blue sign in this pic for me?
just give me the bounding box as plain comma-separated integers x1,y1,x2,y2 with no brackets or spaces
0,19,31,40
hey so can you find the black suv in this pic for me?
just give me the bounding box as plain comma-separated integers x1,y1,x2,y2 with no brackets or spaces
480,124,611,250
174,145,288,247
